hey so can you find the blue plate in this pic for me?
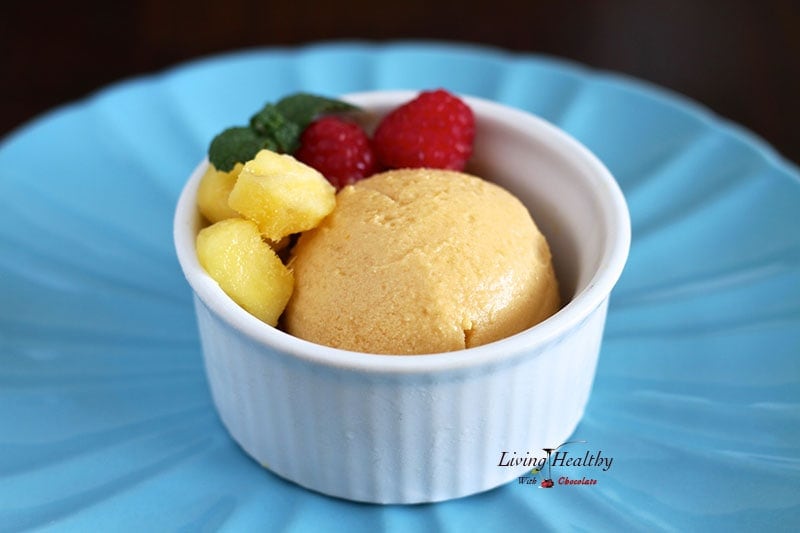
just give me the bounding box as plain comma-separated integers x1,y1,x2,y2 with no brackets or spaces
1,41,798,531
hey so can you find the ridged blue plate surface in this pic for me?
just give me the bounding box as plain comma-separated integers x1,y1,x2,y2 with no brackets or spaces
1,41,798,531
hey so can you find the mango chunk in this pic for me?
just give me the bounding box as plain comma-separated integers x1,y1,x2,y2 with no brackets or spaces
197,162,244,223
196,218,293,326
228,150,336,241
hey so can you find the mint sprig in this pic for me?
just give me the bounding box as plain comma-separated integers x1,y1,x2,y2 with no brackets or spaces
208,93,359,171
275,93,358,129
208,127,276,172
249,104,301,154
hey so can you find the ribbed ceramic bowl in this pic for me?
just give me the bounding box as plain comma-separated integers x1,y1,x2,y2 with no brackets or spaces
173,91,630,504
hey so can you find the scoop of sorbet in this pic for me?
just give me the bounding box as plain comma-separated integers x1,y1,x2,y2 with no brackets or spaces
284,169,560,355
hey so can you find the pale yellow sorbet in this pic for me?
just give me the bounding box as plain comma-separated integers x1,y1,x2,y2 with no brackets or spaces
284,169,561,355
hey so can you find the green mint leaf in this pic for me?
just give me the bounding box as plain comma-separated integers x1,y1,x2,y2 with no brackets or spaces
275,93,359,130
208,127,275,171
207,93,360,170
249,104,302,154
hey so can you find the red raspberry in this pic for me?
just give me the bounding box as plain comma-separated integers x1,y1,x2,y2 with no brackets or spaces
295,116,378,189
373,89,475,171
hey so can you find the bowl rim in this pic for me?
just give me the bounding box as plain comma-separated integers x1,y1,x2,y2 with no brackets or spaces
173,90,631,374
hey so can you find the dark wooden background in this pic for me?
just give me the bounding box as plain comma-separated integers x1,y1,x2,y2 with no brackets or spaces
2,0,798,165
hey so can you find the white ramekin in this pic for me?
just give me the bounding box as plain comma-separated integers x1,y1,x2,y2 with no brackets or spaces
173,91,630,504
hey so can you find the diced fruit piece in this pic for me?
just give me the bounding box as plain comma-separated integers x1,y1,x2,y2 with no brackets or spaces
295,116,378,189
196,162,244,223
373,89,475,171
228,149,336,241
196,218,293,326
